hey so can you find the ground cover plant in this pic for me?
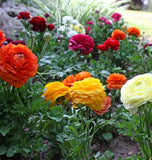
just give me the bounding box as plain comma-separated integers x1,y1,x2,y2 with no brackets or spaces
1,0,152,160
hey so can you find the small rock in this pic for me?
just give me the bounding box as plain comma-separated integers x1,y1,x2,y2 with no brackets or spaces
128,151,134,156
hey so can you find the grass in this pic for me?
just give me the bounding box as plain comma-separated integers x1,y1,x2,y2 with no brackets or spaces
120,10,152,36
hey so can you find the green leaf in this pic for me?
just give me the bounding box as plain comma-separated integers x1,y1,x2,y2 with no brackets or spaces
6,146,18,157
47,105,63,122
102,133,113,141
0,125,12,136
0,146,7,155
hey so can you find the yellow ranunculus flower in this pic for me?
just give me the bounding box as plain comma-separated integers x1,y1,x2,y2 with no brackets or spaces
71,77,106,110
121,73,152,114
70,23,85,34
42,82,70,107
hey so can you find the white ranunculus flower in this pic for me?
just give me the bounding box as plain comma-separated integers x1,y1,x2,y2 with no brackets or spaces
67,30,78,38
62,16,73,24
71,19,79,25
121,73,152,114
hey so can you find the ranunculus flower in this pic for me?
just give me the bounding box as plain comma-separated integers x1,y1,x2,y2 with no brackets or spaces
106,73,127,90
75,71,92,81
68,34,95,55
70,23,85,34
111,12,121,22
105,20,112,26
71,77,106,110
104,38,120,51
93,96,112,115
0,43,38,88
11,40,26,45
121,73,152,114
62,16,73,24
127,27,140,38
42,82,70,107
67,30,78,38
0,29,6,46
45,13,50,18
62,75,76,87
98,17,106,22
84,26,91,35
97,44,109,51
87,21,94,25
48,23,55,31
30,16,47,32
111,29,125,40
17,11,30,19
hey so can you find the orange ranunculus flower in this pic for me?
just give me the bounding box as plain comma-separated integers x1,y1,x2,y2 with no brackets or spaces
75,71,92,81
0,29,6,46
111,29,125,40
42,82,70,107
71,77,106,110
106,73,127,90
0,43,38,88
93,96,112,115
127,27,140,38
62,75,76,87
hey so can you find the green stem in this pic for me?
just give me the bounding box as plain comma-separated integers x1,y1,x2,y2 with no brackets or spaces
139,111,148,156
86,107,90,160
38,41,48,63
144,107,152,156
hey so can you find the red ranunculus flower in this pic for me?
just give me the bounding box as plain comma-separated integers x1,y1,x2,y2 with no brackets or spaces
75,71,92,81
45,13,50,18
0,43,38,88
106,73,127,90
104,38,120,51
0,30,6,46
93,96,112,115
87,21,94,25
17,11,30,19
48,23,55,31
84,26,91,35
62,75,76,87
97,44,109,51
68,34,95,55
111,29,125,40
11,40,26,45
30,16,47,32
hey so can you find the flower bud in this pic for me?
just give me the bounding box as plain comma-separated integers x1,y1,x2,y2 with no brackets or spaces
43,32,51,41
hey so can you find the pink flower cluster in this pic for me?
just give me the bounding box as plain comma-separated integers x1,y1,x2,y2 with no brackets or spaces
98,17,112,26
111,12,121,22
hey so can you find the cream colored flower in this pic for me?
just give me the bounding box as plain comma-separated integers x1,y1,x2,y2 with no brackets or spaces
70,23,85,34
121,73,152,114
71,77,106,110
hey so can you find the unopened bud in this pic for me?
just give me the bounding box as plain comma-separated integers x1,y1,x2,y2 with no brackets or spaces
43,32,51,41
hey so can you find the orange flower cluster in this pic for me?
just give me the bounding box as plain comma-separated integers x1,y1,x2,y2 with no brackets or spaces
0,43,38,88
127,27,140,38
93,96,112,115
0,29,6,46
106,73,127,90
111,29,125,40
62,71,92,87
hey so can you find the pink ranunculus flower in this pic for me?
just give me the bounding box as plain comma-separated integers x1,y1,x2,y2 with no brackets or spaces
111,12,121,22
84,26,92,35
87,21,94,25
105,20,112,25
68,34,95,55
98,17,106,22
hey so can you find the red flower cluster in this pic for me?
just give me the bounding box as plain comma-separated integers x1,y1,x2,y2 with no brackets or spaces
17,11,30,19
68,34,95,55
62,71,92,87
30,16,47,32
97,38,120,51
